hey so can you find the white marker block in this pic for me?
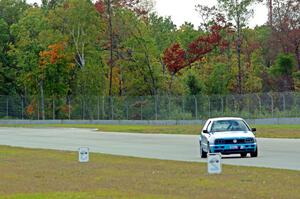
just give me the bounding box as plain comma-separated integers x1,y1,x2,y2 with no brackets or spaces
78,147,89,163
208,153,222,174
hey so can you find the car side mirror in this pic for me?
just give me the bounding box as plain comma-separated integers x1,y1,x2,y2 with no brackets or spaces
251,128,256,132
203,129,209,134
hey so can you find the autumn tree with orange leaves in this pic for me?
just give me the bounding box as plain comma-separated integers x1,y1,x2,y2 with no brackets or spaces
39,43,74,97
39,43,74,119
4,0,300,101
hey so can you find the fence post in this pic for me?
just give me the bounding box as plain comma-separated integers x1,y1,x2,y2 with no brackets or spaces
268,93,274,118
296,92,299,118
21,97,24,120
37,99,40,120
207,96,211,118
6,96,8,118
52,98,55,120
182,96,184,114
220,95,224,115
181,96,185,120
256,94,261,118
111,96,114,120
126,97,129,120
225,95,228,115
194,95,198,120
102,96,105,119
247,94,251,119
168,96,171,119
82,98,84,120
155,95,158,120
97,96,100,120
281,93,286,113
230,95,234,115
140,97,143,120
68,97,71,120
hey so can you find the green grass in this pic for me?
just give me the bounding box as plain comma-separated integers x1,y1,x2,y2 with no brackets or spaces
0,146,299,199
1,123,300,138
253,124,300,138
0,191,170,199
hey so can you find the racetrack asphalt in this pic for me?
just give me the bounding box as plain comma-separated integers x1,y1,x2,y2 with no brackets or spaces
0,127,299,171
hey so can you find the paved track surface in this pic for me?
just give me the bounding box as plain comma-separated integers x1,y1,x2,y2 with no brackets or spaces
0,127,299,171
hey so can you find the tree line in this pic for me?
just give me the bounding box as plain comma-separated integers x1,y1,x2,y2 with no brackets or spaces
0,0,299,102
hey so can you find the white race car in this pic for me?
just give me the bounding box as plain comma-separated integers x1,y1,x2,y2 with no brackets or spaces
199,117,258,158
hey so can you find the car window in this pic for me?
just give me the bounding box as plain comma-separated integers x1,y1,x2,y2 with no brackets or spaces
210,120,249,132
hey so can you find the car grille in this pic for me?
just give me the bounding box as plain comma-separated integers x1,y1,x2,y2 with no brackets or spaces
215,138,254,145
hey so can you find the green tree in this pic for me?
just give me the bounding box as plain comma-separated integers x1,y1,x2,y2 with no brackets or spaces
49,0,105,96
10,7,53,119
10,7,49,96
0,0,28,94
252,25,273,67
148,13,177,77
117,9,161,96
217,0,258,94
0,19,10,94
0,0,28,26
176,22,200,50
51,0,103,69
184,71,204,95
271,53,296,91
41,0,64,10
206,63,231,95
148,13,177,53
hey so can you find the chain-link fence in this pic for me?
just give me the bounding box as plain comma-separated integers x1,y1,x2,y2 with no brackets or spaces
1,92,300,120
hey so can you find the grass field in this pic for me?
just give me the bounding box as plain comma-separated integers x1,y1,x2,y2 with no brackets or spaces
1,124,300,138
0,146,299,199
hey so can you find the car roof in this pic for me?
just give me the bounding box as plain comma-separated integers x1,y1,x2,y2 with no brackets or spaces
208,117,244,122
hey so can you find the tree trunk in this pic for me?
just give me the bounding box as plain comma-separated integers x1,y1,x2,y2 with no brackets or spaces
40,81,45,120
107,0,114,119
135,27,158,95
107,0,114,97
144,53,157,95
119,67,123,96
237,30,242,94
284,75,294,91
237,8,242,94
169,73,175,95
268,0,273,27
160,58,166,76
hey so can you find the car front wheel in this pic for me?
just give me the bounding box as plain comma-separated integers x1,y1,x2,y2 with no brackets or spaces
200,143,207,158
250,147,258,157
240,152,247,158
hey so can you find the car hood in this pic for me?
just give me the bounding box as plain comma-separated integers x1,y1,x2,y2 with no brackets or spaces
209,131,255,139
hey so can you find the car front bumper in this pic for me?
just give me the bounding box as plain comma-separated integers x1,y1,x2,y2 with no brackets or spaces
210,143,257,154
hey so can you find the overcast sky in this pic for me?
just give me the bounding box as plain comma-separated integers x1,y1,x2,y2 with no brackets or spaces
26,0,268,28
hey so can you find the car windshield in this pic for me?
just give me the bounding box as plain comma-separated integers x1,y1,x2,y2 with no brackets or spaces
210,120,249,132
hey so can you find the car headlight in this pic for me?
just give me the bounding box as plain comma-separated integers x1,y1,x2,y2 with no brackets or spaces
245,138,255,143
